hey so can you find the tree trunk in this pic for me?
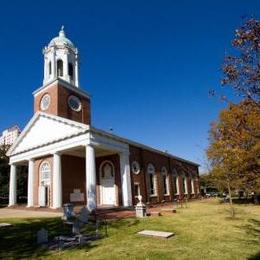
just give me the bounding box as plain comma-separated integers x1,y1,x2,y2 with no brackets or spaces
227,180,235,218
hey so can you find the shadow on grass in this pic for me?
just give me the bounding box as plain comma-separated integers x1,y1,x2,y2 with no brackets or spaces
248,251,260,260
232,198,255,205
107,218,140,230
0,217,102,258
238,219,260,246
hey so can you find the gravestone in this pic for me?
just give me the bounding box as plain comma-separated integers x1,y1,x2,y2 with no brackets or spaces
0,223,12,228
72,221,80,235
37,228,48,244
138,230,174,238
63,203,75,220
70,189,84,202
78,207,89,223
135,195,147,218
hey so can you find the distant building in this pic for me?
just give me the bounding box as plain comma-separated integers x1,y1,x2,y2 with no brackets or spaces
0,126,21,146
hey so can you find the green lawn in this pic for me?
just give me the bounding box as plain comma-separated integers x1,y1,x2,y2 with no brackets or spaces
0,199,259,259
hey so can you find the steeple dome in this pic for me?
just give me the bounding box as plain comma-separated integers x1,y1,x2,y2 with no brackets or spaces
43,26,79,87
48,26,75,49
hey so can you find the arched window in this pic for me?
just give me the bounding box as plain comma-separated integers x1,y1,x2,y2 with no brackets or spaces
68,63,74,79
191,176,195,194
147,163,157,196
48,61,52,75
172,168,179,195
57,59,63,77
40,161,51,186
100,161,114,179
182,172,188,194
161,166,169,195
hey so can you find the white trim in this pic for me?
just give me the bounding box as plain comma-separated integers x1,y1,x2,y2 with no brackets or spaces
33,78,90,99
7,112,89,156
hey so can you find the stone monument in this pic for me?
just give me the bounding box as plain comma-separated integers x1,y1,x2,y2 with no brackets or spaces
135,195,146,218
37,228,48,244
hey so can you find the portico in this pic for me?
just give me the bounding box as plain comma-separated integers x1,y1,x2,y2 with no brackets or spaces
7,112,133,210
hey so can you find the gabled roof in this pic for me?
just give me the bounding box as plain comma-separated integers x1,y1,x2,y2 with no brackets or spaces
90,127,200,167
7,112,89,156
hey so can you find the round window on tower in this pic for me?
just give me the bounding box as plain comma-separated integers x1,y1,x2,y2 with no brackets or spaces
40,94,51,111
68,95,82,112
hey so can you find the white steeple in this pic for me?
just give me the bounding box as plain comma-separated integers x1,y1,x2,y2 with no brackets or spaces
43,26,79,87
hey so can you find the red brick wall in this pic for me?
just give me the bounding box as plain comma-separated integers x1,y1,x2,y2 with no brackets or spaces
34,83,91,124
61,155,86,205
129,145,200,205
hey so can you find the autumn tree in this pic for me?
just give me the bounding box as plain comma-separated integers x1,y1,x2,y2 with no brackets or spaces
222,18,260,103
207,100,260,214
206,18,260,215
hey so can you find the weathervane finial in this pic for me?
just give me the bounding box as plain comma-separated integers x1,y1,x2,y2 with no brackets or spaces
59,25,65,37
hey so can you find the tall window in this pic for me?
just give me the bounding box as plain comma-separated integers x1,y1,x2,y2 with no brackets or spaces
161,167,169,195
57,59,63,77
68,63,74,79
134,183,141,198
182,175,187,194
48,61,52,75
147,163,157,196
191,177,195,194
172,169,179,195
40,161,51,186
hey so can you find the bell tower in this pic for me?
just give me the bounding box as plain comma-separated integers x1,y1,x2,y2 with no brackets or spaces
33,26,91,125
43,26,79,87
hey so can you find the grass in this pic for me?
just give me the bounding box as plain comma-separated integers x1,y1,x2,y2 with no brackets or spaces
0,199,259,259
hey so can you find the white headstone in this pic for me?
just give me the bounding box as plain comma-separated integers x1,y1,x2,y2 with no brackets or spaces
138,230,174,238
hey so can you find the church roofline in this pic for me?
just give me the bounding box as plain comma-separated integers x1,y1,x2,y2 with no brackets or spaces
33,78,91,99
90,126,200,167
7,112,89,157
7,112,199,167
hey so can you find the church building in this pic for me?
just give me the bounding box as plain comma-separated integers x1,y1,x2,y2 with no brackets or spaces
7,27,200,211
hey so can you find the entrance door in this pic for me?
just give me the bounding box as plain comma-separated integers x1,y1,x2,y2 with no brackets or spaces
39,185,49,207
100,161,116,205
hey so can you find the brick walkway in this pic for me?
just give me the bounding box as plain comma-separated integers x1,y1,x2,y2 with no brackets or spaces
0,202,180,220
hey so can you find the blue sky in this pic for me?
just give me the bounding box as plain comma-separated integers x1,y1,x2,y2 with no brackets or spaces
0,0,259,170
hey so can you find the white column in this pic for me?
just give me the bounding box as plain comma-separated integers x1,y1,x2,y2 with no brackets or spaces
43,57,48,84
75,55,79,87
120,152,133,207
52,50,56,80
8,164,17,206
64,52,69,81
86,145,96,211
27,159,34,207
53,153,62,209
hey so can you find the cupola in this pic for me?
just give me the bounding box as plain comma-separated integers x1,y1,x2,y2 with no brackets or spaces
42,26,79,87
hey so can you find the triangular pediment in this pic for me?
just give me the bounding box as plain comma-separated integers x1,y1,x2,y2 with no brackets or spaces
8,112,89,156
